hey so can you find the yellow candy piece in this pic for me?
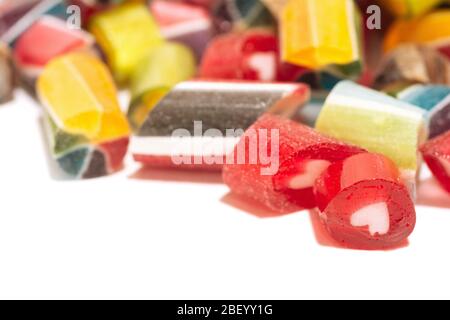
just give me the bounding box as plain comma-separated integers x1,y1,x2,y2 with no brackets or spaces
382,0,443,18
37,52,130,143
384,10,450,52
89,2,163,83
281,0,361,69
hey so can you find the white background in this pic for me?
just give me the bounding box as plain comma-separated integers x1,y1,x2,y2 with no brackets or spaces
1,90,450,300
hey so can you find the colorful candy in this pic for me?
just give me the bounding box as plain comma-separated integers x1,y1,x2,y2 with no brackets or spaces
128,42,197,130
0,42,14,103
150,0,214,59
199,29,306,82
37,52,130,179
281,0,362,70
0,0,67,45
384,10,450,58
373,45,450,95
89,2,163,83
380,0,444,18
223,113,364,213
67,0,126,26
13,16,94,88
260,0,288,18
315,81,427,195
0,0,39,38
314,153,416,250
421,131,450,194
214,0,275,30
398,85,450,139
131,81,310,171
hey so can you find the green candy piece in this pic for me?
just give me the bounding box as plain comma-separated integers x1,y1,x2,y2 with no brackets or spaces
316,81,427,189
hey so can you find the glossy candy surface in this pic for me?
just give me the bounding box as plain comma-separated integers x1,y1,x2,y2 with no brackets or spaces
89,2,163,83
37,52,130,178
281,0,362,70
381,0,443,18
14,16,94,86
384,10,450,58
316,81,427,193
398,85,450,139
131,81,310,170
128,42,197,131
421,131,450,194
223,113,364,213
314,153,416,250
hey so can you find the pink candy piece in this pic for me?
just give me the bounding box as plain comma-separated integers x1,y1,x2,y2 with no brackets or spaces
223,114,364,213
314,153,416,250
421,131,450,194
199,30,307,82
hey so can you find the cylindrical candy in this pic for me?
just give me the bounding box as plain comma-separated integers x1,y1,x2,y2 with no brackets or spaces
281,0,362,70
150,0,214,59
37,52,130,179
0,42,14,104
199,29,306,82
131,81,311,171
128,42,197,130
398,85,450,139
314,153,416,250
421,131,450,194
13,16,94,88
223,113,364,213
89,2,163,83
373,45,450,95
315,81,427,195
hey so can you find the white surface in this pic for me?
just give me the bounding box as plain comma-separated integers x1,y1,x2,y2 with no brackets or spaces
1,90,450,300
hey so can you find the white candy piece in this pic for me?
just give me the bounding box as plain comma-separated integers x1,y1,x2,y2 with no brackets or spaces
350,202,390,236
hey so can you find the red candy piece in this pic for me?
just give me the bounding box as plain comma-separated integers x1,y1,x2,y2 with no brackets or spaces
223,114,364,213
199,30,307,82
99,137,130,172
314,153,416,250
421,131,450,194
14,16,93,76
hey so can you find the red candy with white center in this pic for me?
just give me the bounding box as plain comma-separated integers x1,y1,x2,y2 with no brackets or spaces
223,114,364,213
421,131,450,194
199,30,307,82
314,153,416,250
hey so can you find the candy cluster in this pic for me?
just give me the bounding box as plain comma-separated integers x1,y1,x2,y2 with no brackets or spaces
2,0,450,250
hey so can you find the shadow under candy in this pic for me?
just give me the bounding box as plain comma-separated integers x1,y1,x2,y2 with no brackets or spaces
129,165,224,184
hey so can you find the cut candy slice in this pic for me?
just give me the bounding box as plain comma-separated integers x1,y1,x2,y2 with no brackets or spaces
373,45,450,95
199,29,306,82
421,131,450,194
37,52,130,179
131,81,310,171
0,0,40,38
314,153,416,250
315,81,427,195
128,42,196,131
13,16,94,86
89,2,163,83
223,113,365,213
150,0,214,59
281,0,362,70
380,0,443,18
0,42,14,104
37,52,130,142
398,85,450,139
260,0,289,18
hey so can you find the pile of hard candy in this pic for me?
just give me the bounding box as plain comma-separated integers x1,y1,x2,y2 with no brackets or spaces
2,0,450,250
